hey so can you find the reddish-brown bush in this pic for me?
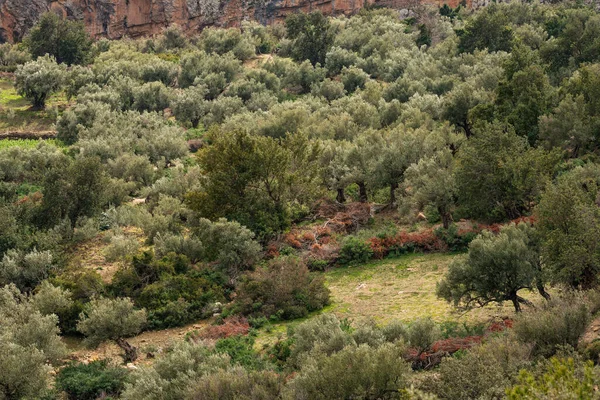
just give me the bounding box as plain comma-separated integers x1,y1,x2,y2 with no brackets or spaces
194,316,250,340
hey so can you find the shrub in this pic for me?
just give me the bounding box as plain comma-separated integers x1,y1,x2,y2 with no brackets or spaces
186,367,283,400
288,314,354,367
506,356,600,399
338,236,373,265
512,295,591,357
55,360,127,400
214,335,264,370
434,224,477,252
284,342,411,400
424,336,532,400
121,341,230,400
103,234,140,262
235,256,330,320
132,81,172,112
0,248,54,292
407,317,441,354
312,78,346,101
0,43,30,72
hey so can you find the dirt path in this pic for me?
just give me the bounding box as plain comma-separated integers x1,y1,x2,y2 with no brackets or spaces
67,319,214,365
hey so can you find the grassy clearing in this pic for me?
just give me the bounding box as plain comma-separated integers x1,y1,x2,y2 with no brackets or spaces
255,252,543,348
0,78,68,133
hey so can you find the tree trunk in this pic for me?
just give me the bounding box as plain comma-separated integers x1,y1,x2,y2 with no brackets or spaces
461,119,472,138
390,182,398,206
358,182,368,203
191,118,200,128
336,187,346,204
116,338,138,363
511,296,521,313
536,280,551,301
439,207,451,229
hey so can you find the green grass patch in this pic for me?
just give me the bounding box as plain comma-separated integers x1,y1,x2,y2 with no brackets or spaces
0,139,62,151
0,78,69,132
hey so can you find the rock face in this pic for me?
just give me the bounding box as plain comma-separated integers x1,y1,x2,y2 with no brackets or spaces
0,0,466,43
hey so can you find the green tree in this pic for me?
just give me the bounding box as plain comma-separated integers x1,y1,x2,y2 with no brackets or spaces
404,149,456,229
285,11,335,66
77,297,147,362
171,85,208,128
437,223,544,312
457,4,514,53
121,341,230,400
39,156,109,228
14,55,66,109
495,45,554,145
535,164,600,289
454,123,559,222
234,256,330,320
0,284,66,399
25,12,93,65
193,218,261,284
186,129,322,238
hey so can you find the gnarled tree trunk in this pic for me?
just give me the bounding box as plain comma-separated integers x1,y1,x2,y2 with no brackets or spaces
116,338,138,363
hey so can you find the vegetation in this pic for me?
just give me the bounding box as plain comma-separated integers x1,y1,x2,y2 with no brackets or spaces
2,2,600,398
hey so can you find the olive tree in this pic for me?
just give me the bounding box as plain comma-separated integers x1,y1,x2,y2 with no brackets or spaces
15,55,66,109
0,284,66,399
404,149,456,229
171,85,209,128
77,297,147,362
437,223,544,312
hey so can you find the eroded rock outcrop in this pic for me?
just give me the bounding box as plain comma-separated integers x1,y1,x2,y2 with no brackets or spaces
0,0,466,43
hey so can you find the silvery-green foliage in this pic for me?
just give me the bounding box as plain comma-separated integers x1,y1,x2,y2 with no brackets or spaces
14,55,66,109
121,341,231,400
171,85,209,127
194,218,261,280
32,281,73,317
154,232,205,263
132,81,173,112
0,249,54,292
102,234,141,262
0,284,66,399
284,342,411,400
77,297,147,347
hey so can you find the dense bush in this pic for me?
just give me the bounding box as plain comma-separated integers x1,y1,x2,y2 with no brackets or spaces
425,337,532,400
234,256,330,320
284,342,411,399
506,355,600,399
56,360,127,400
338,236,373,265
512,295,591,357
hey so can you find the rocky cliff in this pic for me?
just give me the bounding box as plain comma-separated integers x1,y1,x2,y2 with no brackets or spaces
0,0,465,43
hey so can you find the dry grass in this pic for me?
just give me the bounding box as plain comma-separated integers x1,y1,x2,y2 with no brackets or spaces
69,226,146,284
